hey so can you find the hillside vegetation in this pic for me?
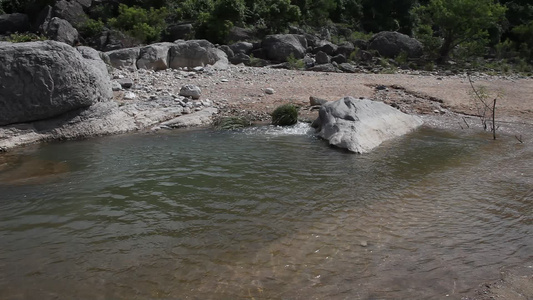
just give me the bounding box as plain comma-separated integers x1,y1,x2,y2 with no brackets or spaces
1,0,532,69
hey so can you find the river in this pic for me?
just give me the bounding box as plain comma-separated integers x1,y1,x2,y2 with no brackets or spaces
0,124,531,299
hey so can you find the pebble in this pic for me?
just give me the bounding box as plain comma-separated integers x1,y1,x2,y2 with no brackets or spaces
265,88,275,95
123,91,136,100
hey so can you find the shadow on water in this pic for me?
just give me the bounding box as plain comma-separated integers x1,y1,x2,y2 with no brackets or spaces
0,124,531,299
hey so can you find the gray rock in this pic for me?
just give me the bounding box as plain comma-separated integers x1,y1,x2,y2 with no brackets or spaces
35,5,53,33
229,53,250,65
76,46,110,79
331,54,347,64
313,97,423,153
308,63,339,73
159,107,217,128
353,39,368,50
0,13,30,34
230,41,253,55
117,78,133,89
368,31,423,58
0,40,112,126
338,63,357,73
336,42,355,57
107,47,141,69
310,96,328,106
169,40,228,69
52,0,87,26
219,45,234,58
112,81,122,91
179,84,201,99
264,88,275,95
123,91,136,100
314,41,338,56
0,101,135,150
262,34,307,62
315,51,330,65
136,42,174,71
44,17,79,45
304,33,321,48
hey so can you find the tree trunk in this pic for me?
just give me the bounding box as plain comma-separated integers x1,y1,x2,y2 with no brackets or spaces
437,36,453,64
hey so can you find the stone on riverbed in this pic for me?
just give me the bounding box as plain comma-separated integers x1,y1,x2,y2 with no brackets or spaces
312,96,423,153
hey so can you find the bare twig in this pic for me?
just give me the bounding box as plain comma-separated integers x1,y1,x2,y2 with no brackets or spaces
515,135,523,143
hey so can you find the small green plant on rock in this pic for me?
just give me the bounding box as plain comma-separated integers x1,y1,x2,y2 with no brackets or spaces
271,104,298,126
7,32,47,43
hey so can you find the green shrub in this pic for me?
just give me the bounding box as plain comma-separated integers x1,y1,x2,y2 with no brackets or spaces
395,50,408,65
78,18,105,38
287,53,304,69
7,32,47,43
108,4,168,44
271,104,298,126
350,31,373,41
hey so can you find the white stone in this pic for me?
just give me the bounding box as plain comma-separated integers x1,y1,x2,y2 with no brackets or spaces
314,97,423,153
265,88,275,95
179,84,202,99
123,91,136,100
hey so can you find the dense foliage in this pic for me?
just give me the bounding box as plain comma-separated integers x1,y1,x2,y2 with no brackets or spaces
1,0,532,65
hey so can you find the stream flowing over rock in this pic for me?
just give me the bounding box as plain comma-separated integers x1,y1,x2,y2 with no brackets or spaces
0,40,112,126
313,97,423,153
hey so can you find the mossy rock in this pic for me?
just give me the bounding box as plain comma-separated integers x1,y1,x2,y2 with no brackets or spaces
271,104,298,126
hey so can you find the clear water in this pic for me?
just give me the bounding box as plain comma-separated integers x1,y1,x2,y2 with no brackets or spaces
0,124,531,299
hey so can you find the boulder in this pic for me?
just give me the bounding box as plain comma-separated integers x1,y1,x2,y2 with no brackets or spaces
314,41,337,56
76,46,110,78
52,0,87,26
262,34,307,62
0,13,30,34
137,42,174,70
34,5,53,33
229,53,250,65
219,45,234,58
315,51,330,65
313,97,423,153
179,84,201,99
331,54,347,64
169,40,228,69
0,40,112,126
368,31,423,58
308,63,339,73
107,47,140,69
336,42,355,57
229,41,253,55
338,63,357,73
44,17,79,45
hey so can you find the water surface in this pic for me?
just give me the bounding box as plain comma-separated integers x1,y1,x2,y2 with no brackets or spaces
0,124,531,299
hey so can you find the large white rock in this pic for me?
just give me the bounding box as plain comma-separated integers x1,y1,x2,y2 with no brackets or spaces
0,40,112,126
313,97,423,153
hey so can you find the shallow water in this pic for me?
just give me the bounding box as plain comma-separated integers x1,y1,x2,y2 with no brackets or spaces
0,124,531,299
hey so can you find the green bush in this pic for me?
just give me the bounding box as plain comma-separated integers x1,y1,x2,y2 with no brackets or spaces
78,18,105,38
108,4,168,44
287,53,304,69
271,104,298,126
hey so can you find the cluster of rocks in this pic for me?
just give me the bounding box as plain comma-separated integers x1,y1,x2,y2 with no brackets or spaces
98,31,422,75
0,1,85,45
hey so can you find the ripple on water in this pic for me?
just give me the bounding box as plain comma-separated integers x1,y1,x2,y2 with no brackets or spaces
0,126,531,299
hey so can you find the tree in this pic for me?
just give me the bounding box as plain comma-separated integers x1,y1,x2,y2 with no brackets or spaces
413,0,507,63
